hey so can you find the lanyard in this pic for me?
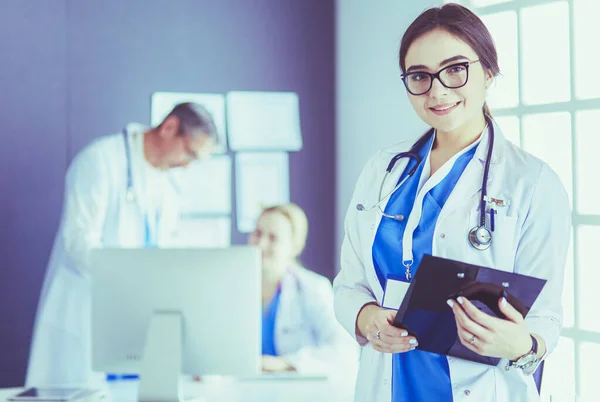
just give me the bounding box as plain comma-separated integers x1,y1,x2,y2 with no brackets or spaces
401,132,483,281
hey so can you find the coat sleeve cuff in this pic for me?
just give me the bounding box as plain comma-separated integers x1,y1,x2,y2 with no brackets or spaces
501,316,560,375
526,316,560,357
523,316,560,375
334,288,377,347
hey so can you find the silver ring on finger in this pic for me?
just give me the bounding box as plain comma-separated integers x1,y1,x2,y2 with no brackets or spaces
376,330,381,340
469,335,476,345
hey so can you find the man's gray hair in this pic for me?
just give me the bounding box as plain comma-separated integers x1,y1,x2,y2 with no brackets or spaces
161,102,218,141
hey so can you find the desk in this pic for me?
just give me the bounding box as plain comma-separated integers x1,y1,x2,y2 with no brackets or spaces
0,376,355,402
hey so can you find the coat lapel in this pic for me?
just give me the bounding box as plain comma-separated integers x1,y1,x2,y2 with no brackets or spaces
437,121,506,224
274,271,301,334
361,142,414,299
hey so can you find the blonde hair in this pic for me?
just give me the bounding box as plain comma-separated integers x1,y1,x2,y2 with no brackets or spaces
260,203,308,259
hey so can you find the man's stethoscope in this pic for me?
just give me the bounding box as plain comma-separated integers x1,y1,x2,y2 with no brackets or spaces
123,128,136,203
122,127,184,246
356,116,496,264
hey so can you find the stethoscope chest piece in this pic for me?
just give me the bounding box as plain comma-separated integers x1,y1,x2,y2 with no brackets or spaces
468,225,492,250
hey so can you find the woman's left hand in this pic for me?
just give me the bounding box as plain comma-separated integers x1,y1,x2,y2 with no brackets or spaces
447,296,532,360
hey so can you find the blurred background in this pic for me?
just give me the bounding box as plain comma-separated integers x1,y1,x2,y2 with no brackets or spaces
0,0,597,400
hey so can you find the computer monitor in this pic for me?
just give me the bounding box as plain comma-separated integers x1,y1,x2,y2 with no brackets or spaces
90,247,262,402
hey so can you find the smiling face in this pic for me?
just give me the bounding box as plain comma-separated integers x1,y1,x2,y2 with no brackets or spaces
403,29,493,134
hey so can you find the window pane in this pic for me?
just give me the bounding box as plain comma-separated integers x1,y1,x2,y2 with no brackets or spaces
520,2,571,105
577,225,600,332
563,234,575,328
580,342,600,399
494,116,520,147
471,0,512,6
522,113,573,205
574,0,600,99
481,12,519,109
576,110,600,214
541,337,575,401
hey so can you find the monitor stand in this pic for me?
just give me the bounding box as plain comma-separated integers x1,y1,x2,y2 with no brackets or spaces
138,311,206,402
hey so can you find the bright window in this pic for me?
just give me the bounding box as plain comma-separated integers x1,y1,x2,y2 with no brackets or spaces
445,0,600,400
520,2,570,105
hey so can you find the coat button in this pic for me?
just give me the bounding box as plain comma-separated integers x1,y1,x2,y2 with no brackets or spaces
383,379,388,386
464,389,471,396
440,233,446,238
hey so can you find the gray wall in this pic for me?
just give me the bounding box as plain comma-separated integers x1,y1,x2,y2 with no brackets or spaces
0,0,335,387
335,0,440,270
0,0,68,388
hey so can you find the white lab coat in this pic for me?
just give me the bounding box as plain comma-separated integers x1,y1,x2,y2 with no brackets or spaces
333,122,571,402
275,265,359,395
26,123,180,388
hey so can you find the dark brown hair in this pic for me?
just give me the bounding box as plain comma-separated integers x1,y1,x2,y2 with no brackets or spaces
398,4,499,116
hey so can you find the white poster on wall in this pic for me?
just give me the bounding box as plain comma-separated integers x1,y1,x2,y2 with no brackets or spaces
226,91,303,151
169,155,232,215
235,152,290,233
169,217,231,248
151,91,227,153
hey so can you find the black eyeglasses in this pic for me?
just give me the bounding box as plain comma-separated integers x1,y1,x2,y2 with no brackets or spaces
401,60,480,96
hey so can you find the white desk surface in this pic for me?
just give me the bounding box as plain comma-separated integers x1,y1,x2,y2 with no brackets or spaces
0,376,355,402
5,382,597,402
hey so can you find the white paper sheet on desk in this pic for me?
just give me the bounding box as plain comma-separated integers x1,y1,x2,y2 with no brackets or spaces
169,217,231,248
226,91,302,151
151,91,227,154
170,155,232,215
235,152,290,233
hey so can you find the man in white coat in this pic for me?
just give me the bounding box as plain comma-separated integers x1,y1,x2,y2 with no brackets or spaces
26,102,218,388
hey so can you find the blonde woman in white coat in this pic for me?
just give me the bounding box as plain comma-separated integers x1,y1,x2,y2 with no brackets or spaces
248,203,358,389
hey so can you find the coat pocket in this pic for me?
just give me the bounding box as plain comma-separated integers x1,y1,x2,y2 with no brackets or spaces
465,207,518,272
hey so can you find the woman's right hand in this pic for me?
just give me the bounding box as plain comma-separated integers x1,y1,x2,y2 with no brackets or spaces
356,304,418,353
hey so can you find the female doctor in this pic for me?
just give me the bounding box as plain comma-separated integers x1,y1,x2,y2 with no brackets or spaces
248,203,358,380
333,4,571,402
26,103,218,388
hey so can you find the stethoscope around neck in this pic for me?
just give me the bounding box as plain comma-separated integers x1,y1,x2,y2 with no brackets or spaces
356,115,495,252
123,128,136,204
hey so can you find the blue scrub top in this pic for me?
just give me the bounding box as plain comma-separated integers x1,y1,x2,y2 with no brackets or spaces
373,133,479,402
262,286,282,356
